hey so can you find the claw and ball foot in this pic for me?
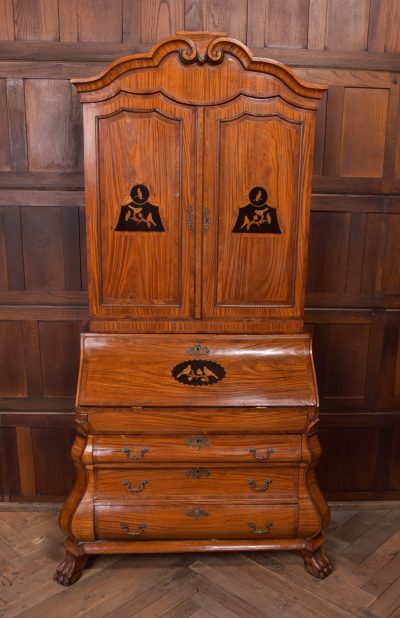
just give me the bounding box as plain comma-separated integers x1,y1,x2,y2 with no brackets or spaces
54,549,88,586
300,547,332,579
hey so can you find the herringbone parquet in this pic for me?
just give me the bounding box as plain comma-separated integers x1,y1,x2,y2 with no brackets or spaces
0,507,399,618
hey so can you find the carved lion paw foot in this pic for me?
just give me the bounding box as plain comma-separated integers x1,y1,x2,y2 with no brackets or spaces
54,550,88,586
301,547,332,579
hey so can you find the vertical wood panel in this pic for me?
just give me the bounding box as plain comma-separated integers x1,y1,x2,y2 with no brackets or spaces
264,0,310,49
0,322,27,397
16,427,36,496
340,88,389,178
0,208,8,289
62,207,82,290
361,214,387,294
324,324,369,399
307,212,350,294
0,428,20,498
77,0,122,42
0,0,15,40
345,213,367,294
185,0,247,42
325,0,370,51
246,0,265,47
32,427,75,495
123,0,184,44
39,321,81,397
3,206,25,290
308,0,328,49
341,428,378,491
6,78,28,171
385,0,400,52
22,321,43,398
0,79,11,170
323,86,344,176
21,207,65,290
389,428,400,490
25,80,77,172
313,91,327,174
59,0,78,42
368,0,388,52
13,0,59,41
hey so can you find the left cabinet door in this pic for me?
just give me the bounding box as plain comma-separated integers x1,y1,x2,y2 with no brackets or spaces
85,94,196,320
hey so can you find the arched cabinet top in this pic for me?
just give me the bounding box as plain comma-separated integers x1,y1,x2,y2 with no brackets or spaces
72,32,327,107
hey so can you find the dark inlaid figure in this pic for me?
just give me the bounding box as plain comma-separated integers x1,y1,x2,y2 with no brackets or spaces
232,186,281,234
115,184,165,232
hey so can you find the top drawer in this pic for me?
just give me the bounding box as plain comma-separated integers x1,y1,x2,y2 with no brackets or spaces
93,434,301,464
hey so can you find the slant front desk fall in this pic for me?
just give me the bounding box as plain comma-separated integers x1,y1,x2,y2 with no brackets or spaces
55,32,331,586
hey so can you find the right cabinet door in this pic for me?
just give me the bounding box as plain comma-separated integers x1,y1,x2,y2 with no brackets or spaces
202,96,313,320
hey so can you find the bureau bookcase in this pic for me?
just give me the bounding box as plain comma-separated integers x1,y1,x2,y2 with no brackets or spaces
55,32,331,586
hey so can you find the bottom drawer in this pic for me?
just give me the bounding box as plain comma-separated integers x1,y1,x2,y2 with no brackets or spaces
95,503,298,540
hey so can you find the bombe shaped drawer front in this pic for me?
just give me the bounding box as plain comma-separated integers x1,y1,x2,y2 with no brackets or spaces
95,503,298,540
94,467,299,502
93,434,302,464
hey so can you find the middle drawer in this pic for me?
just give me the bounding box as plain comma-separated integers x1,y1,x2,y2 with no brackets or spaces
94,467,298,502
93,434,301,464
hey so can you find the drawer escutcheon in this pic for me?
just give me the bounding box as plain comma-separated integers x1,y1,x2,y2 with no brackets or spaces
185,435,210,449
185,468,210,478
120,522,146,536
186,508,209,518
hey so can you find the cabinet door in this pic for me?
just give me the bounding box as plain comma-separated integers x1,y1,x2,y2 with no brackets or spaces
87,94,195,319
202,96,313,320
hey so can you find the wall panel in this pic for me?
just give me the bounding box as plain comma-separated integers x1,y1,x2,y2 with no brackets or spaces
0,0,399,502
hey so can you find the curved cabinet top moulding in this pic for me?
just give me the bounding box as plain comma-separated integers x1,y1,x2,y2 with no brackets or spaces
71,31,327,100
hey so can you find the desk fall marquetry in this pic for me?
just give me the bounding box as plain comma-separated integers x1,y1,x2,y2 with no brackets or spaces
55,32,331,586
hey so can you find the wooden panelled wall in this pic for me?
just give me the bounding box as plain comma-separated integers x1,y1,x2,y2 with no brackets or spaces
0,0,400,502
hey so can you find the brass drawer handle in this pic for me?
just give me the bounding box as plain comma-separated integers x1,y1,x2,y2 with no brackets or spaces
122,447,149,461
186,508,209,518
248,521,273,534
122,479,148,493
247,478,272,492
120,522,146,536
248,447,274,461
185,435,210,449
185,468,210,478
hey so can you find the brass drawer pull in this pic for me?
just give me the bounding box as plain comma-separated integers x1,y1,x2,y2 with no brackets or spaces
122,447,149,461
248,447,274,461
186,508,209,518
247,478,272,492
248,521,273,534
185,468,210,478
120,522,146,536
122,479,148,493
185,435,210,449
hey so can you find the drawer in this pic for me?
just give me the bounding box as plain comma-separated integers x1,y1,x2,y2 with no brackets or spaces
95,503,298,540
78,407,314,434
94,467,299,502
93,434,302,464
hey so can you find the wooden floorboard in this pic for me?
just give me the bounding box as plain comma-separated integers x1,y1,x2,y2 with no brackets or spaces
0,509,399,617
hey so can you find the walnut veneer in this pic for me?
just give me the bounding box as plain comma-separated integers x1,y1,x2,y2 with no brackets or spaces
55,32,331,586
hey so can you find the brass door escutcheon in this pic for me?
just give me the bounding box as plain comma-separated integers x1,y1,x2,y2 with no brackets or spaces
248,521,273,534
248,447,274,461
122,447,149,461
122,479,148,493
247,478,272,492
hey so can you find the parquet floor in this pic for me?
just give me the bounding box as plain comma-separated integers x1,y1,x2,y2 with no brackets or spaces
0,507,399,617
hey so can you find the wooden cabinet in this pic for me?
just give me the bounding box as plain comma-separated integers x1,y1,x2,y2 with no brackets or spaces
55,32,331,586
